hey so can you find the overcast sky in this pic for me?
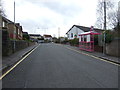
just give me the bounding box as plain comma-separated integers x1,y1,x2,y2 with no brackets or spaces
2,0,119,37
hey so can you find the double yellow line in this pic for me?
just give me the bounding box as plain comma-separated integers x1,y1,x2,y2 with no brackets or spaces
0,45,39,80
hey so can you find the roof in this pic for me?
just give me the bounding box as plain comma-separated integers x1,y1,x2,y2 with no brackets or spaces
2,16,14,23
66,25,103,34
2,16,22,28
79,31,101,36
43,34,52,37
29,34,41,37
23,32,29,35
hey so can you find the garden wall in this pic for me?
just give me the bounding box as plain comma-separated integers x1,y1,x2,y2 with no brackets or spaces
2,30,35,56
106,39,120,57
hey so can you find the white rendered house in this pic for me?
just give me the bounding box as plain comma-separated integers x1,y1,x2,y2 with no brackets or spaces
66,25,103,46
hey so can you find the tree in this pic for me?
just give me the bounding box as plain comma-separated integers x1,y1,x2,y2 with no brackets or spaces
23,34,30,40
0,0,6,17
107,9,119,29
95,0,114,29
108,2,120,37
113,22,120,37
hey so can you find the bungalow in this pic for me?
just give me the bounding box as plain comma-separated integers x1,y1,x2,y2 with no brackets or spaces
66,25,103,46
66,25,103,39
29,34,42,42
43,34,52,42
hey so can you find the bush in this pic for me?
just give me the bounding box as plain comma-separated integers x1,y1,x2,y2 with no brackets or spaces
23,34,30,40
61,38,69,44
69,38,79,46
102,30,114,43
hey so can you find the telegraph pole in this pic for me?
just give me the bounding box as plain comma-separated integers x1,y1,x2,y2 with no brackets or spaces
58,27,60,38
13,0,16,52
58,27,61,43
103,0,106,56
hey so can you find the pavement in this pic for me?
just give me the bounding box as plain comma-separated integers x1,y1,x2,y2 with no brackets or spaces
2,43,118,88
62,44,120,64
1,43,39,72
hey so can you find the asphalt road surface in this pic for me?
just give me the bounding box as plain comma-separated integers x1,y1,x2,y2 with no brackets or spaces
2,43,118,88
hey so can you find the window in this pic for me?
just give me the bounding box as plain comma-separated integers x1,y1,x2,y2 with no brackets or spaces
87,35,90,42
2,21,5,27
18,29,20,35
71,33,73,38
84,35,87,42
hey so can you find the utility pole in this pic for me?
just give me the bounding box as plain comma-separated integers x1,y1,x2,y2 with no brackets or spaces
58,27,61,43
13,0,16,52
103,0,106,56
58,27,60,38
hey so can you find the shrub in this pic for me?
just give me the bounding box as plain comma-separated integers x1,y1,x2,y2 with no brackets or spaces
61,38,69,44
102,30,114,43
69,38,79,46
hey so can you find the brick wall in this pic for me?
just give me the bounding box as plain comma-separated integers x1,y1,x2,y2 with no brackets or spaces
2,30,12,56
94,45,103,52
2,30,35,56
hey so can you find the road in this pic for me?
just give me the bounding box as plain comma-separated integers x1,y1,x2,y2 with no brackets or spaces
2,43,118,88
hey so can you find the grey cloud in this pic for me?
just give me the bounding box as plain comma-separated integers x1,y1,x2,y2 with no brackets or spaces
18,17,58,32
41,2,82,17
26,0,82,17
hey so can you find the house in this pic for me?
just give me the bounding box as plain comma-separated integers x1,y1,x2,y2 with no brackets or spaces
66,25,103,46
29,34,42,42
66,25,103,40
15,23,23,40
43,34,52,42
1,16,23,40
7,23,23,40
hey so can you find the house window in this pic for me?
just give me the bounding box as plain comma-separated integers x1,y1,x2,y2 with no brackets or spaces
84,35,87,42
2,21,5,27
71,33,73,38
18,29,20,35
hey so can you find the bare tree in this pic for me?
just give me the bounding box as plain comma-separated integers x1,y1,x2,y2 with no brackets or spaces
0,0,6,17
95,0,114,29
107,10,119,28
118,2,120,25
